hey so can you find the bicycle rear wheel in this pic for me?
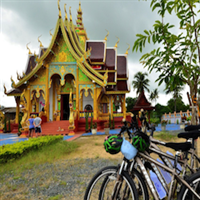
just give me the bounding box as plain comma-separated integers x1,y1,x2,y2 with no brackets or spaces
84,166,138,200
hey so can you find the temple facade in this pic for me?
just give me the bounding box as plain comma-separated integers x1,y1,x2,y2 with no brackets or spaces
3,2,130,133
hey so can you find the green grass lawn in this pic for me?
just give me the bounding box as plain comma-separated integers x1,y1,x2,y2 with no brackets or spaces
0,140,79,175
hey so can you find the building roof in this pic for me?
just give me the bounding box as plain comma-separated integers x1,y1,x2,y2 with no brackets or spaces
132,90,155,111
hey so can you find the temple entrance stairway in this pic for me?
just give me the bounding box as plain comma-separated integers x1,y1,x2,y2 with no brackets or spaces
41,120,69,136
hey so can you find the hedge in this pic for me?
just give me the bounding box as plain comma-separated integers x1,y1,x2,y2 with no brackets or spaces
0,135,63,163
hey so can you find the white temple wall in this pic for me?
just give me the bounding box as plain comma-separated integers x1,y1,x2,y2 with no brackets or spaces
83,92,93,110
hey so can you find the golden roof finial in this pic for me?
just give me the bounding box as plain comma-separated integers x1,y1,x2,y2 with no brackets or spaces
3,84,7,95
34,52,40,63
64,4,68,20
38,35,44,48
57,0,61,18
49,28,53,39
104,29,109,41
26,42,32,55
69,6,72,21
114,36,120,48
16,71,22,80
125,43,130,55
79,1,82,12
10,76,16,88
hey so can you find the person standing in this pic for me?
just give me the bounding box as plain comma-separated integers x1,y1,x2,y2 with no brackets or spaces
27,114,35,138
33,116,42,137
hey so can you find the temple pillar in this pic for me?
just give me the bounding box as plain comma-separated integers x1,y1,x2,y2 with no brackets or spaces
122,96,126,119
15,96,20,124
27,86,31,117
94,87,97,120
53,81,55,115
46,64,50,121
76,67,79,120
111,96,113,120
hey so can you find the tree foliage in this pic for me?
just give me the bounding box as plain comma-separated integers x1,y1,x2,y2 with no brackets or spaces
132,71,150,95
126,97,138,112
133,0,200,124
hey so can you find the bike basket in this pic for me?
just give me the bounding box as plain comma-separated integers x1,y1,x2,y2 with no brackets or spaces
121,137,138,160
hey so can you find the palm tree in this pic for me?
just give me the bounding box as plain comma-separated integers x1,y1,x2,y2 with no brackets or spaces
165,84,184,112
149,89,159,106
132,71,150,95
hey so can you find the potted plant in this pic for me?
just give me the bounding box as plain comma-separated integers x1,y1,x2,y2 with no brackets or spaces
104,122,110,135
91,122,97,134
186,116,192,125
161,120,168,131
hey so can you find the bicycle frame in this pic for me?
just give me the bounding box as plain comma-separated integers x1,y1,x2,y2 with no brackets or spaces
132,151,200,200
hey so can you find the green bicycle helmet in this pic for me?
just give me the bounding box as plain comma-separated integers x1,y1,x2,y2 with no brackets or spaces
104,135,123,154
132,131,150,152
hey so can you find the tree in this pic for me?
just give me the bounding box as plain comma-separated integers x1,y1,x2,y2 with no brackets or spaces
132,71,150,95
165,84,184,112
126,97,138,112
133,0,200,125
167,97,190,112
149,89,159,106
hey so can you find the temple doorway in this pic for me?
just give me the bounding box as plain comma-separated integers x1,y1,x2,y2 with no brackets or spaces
61,94,70,120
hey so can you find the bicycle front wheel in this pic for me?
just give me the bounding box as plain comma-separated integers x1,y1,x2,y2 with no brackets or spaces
178,170,200,200
84,166,138,200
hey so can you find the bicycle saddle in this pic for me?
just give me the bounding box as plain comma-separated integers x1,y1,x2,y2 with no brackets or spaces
165,142,191,152
178,130,200,140
185,124,200,131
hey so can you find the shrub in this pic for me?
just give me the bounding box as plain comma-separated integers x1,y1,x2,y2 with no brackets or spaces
150,117,160,125
0,135,63,163
92,122,97,129
161,120,168,126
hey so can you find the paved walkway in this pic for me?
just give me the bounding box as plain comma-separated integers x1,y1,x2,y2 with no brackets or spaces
0,124,183,146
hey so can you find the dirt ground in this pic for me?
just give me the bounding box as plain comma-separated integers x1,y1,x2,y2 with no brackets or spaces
66,133,198,161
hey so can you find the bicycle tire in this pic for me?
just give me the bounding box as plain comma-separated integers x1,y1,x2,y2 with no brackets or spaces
84,165,138,200
177,170,200,200
99,167,149,200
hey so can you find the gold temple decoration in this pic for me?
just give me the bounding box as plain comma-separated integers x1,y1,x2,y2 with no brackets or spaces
57,0,61,18
125,44,130,55
104,29,109,41
20,89,29,131
69,6,72,21
78,1,82,12
49,28,53,39
38,35,44,48
17,72,23,80
3,84,7,95
79,90,83,100
22,71,26,77
103,69,108,85
64,4,68,20
10,76,16,88
80,47,92,63
34,52,40,63
114,37,120,48
26,42,32,55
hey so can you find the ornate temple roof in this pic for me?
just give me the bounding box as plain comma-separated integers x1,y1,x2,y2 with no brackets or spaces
132,90,155,111
4,1,130,95
86,41,106,63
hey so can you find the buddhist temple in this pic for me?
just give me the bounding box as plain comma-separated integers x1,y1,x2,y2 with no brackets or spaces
3,1,131,134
